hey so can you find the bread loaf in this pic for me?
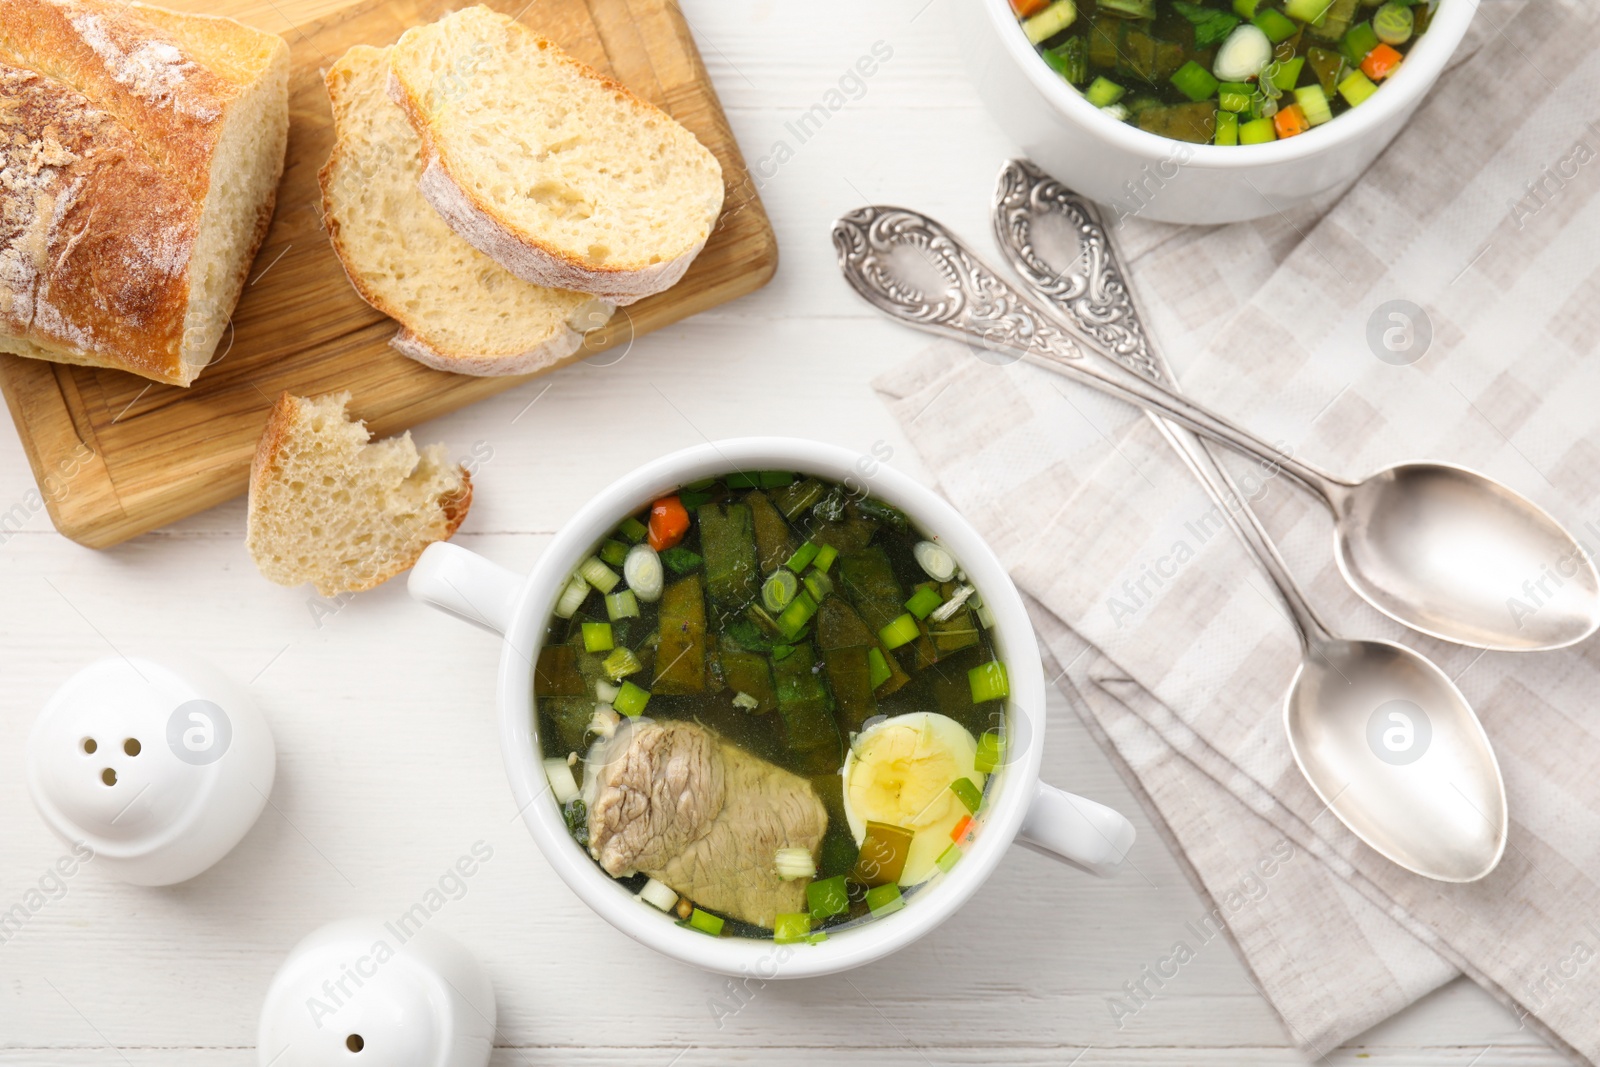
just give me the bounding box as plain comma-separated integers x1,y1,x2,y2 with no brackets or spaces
387,6,725,304
0,0,289,387
320,44,613,376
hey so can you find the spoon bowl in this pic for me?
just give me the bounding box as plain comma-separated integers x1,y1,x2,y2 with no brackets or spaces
1285,638,1507,882
1335,463,1600,652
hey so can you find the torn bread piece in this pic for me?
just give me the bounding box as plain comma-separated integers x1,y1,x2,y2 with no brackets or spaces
246,392,471,595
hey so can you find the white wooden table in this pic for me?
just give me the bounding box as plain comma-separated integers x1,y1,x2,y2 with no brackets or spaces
0,1,1567,1063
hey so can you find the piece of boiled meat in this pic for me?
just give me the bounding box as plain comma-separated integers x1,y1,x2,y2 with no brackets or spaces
583,718,826,928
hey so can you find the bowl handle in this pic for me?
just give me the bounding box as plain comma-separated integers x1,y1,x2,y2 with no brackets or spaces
408,542,522,636
1017,781,1136,877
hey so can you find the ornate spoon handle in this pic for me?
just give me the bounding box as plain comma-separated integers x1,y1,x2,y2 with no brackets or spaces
831,204,1342,497
990,159,1333,647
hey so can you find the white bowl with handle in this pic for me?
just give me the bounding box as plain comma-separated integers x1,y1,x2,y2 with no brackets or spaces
957,0,1478,223
408,437,1135,977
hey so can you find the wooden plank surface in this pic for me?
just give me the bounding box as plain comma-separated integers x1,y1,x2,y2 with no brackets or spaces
0,1,1551,1063
0,0,776,549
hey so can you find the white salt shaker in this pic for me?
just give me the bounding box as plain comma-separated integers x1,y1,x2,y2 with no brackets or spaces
25,655,276,886
258,918,496,1067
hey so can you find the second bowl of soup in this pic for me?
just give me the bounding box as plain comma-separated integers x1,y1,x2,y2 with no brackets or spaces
409,438,1135,977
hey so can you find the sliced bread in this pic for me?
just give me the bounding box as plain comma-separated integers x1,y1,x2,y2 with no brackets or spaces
387,6,725,304
320,44,613,376
246,392,472,596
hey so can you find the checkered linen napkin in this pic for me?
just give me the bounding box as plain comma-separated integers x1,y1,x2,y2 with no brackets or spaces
875,0,1600,1058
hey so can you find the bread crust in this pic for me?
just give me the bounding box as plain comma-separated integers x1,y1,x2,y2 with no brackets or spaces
410,150,700,305
0,0,288,386
385,15,722,303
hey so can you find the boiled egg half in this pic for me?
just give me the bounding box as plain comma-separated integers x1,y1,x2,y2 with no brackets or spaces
842,712,984,886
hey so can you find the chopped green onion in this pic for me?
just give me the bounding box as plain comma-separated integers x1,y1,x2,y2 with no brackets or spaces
1218,81,1252,111
605,589,640,621
1251,8,1298,43
613,680,651,718
776,590,819,640
807,875,849,919
1097,0,1153,15
659,546,702,575
596,679,620,703
1239,115,1277,143
1372,1,1413,45
1170,60,1220,102
543,757,579,805
774,847,816,881
975,730,1005,774
598,539,630,567
1232,0,1260,15
811,544,839,574
602,647,643,681
578,556,620,594
1284,0,1332,24
553,573,589,619
1084,75,1125,108
763,570,800,613
686,908,724,936
732,691,760,711
968,660,1010,704
878,613,921,651
1268,55,1304,91
639,877,678,912
617,516,648,543
624,544,664,602
865,883,904,917
867,647,893,690
1294,83,1333,125
1340,20,1379,64
913,540,957,582
773,912,812,945
950,777,983,814
785,541,820,573
581,622,614,653
1023,0,1077,46
803,570,833,602
1337,69,1378,106
1215,112,1239,144
936,843,963,874
904,585,944,620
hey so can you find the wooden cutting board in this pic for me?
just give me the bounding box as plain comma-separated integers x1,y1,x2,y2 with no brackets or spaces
0,0,777,548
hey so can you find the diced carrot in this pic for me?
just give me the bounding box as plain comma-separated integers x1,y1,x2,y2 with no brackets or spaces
1361,42,1403,80
1010,0,1050,15
950,814,973,842
647,496,691,551
1273,103,1311,139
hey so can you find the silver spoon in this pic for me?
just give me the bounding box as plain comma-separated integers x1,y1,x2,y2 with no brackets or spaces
833,204,1600,654
986,161,1505,882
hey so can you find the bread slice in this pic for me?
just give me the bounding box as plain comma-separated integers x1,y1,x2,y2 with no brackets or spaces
320,45,613,376
0,0,289,386
246,392,472,596
387,6,725,304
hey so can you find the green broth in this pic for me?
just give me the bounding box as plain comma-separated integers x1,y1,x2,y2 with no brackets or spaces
534,473,1009,941
1016,0,1433,144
